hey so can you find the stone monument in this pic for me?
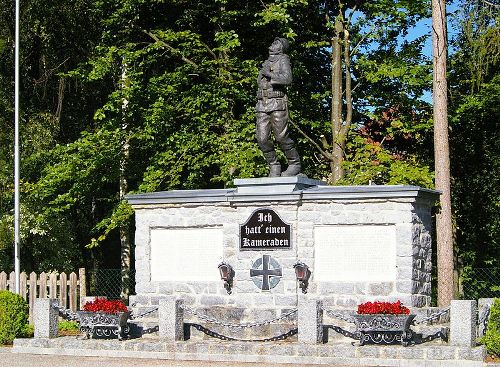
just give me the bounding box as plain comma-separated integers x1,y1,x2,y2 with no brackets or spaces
14,38,487,367
124,37,440,341
127,177,440,340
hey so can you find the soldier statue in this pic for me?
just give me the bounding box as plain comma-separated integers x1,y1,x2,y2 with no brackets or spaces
256,37,301,177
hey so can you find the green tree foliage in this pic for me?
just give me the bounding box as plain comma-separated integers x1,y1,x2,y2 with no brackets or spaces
450,77,500,269
0,290,30,344
282,0,434,184
449,0,499,278
0,0,104,272
0,0,443,272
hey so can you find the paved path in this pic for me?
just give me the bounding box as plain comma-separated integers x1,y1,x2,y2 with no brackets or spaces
0,347,356,367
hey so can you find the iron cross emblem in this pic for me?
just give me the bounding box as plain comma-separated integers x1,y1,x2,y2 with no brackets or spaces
250,255,282,291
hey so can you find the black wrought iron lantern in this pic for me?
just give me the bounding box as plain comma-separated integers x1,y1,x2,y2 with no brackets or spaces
218,262,235,294
293,261,311,294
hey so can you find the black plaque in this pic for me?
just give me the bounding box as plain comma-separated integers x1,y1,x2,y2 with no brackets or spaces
240,208,291,250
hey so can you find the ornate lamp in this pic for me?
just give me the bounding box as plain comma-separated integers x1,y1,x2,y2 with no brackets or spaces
218,262,235,294
293,261,311,294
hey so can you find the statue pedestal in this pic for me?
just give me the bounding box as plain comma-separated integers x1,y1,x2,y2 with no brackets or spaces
127,180,440,330
233,176,326,195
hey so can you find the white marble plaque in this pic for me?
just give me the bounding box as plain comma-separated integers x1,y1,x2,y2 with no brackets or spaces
150,228,223,281
314,225,396,282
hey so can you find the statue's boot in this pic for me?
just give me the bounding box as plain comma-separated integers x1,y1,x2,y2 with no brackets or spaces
281,147,301,176
263,151,282,177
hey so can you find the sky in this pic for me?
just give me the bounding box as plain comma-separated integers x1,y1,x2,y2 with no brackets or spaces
406,1,461,58
404,1,461,102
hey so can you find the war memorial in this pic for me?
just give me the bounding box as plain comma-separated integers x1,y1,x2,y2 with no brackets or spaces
12,38,491,366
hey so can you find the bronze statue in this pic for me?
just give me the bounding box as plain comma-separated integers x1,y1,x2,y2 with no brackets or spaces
256,37,301,177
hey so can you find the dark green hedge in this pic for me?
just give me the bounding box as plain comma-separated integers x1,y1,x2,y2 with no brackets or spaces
483,298,500,356
0,290,30,344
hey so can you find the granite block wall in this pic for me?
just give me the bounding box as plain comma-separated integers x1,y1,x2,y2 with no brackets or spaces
128,181,439,322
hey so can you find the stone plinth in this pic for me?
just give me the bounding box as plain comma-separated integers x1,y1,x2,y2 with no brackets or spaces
298,298,323,344
233,176,326,195
159,298,184,341
450,300,477,347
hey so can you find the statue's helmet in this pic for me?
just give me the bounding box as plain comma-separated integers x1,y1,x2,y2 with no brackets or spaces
274,37,289,53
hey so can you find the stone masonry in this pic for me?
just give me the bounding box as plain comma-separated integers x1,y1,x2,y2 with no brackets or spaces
127,177,440,333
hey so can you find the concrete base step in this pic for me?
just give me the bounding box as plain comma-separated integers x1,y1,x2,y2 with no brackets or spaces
12,336,487,366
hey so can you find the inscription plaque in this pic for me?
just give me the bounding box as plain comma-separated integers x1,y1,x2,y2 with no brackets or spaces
150,228,223,281
314,225,397,282
240,208,291,250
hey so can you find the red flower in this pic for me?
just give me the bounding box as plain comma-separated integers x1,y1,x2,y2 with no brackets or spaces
82,297,128,314
357,300,410,315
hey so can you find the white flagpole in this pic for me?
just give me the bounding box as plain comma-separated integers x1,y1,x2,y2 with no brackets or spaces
14,0,21,294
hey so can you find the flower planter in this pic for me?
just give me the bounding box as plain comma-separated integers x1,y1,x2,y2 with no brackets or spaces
77,311,131,341
353,314,415,346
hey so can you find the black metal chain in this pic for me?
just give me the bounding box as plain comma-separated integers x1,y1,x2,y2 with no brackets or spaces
141,325,159,334
325,310,356,324
326,325,359,340
188,323,298,342
56,306,79,321
413,307,450,325
478,305,491,328
182,306,297,328
129,306,159,320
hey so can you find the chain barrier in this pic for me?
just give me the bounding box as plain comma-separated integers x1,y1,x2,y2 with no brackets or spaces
56,305,80,322
477,304,491,336
181,306,298,329
478,307,490,326
128,304,160,335
412,307,450,325
141,325,159,334
188,323,298,342
418,329,448,344
129,305,159,320
326,325,359,340
325,310,356,324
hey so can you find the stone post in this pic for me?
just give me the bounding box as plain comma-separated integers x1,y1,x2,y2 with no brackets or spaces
34,298,59,338
298,298,323,344
450,300,477,347
159,297,184,341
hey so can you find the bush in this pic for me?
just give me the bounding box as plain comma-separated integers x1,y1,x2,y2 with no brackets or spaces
0,290,30,344
483,298,500,357
24,324,34,337
58,320,79,332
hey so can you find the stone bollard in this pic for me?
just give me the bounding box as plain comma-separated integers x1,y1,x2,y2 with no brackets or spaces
450,300,477,347
159,297,184,341
298,298,323,344
34,298,59,338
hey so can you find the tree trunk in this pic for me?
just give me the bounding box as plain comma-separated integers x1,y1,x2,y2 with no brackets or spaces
120,60,131,301
432,0,454,306
330,16,344,184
